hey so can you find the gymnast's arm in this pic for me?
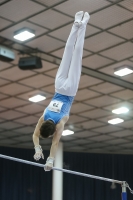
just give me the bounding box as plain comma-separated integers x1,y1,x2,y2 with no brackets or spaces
44,117,68,171
33,116,44,160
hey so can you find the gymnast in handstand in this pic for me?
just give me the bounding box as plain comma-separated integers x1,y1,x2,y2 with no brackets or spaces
33,11,90,171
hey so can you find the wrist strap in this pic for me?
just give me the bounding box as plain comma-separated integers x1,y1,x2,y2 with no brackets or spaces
34,145,42,153
46,157,54,164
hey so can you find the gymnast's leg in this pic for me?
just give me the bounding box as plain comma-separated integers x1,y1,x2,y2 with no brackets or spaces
62,12,90,96
55,11,84,93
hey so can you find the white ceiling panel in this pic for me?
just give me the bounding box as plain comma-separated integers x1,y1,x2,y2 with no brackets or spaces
111,89,133,100
90,134,114,142
99,60,133,76
79,120,105,129
84,32,124,52
98,114,130,124
0,139,17,145
105,138,130,145
0,21,48,41
40,138,52,145
29,10,72,29
34,60,57,73
0,135,5,139
79,75,103,89
67,146,85,151
85,95,120,107
49,23,100,41
92,125,123,133
105,145,122,151
0,121,23,130
55,0,110,16
86,142,108,148
90,5,133,29
0,78,10,86
42,84,55,94
119,142,133,148
35,97,52,107
17,90,52,102
75,130,99,138
61,135,76,142
51,48,65,58
0,93,8,100
0,97,28,108
49,24,73,41
68,115,86,124
0,17,12,30
100,42,133,61
122,73,133,83
0,107,7,112
45,68,57,77
0,110,26,120
19,74,54,88
119,0,133,11
0,131,20,137
70,103,93,114
14,135,32,142
104,101,133,111
117,120,133,128
0,83,32,95
14,115,38,125
79,109,110,119
51,48,91,58
83,50,92,58
33,0,65,7
109,130,133,138
0,66,36,81
72,139,92,145
127,135,133,140
0,61,13,71
16,103,44,114
14,126,35,134
75,89,100,101
0,0,45,22
90,82,123,94
83,55,113,69
109,20,133,39
26,35,65,52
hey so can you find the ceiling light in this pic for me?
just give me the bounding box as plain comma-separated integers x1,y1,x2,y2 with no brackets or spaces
112,107,129,114
14,28,35,41
29,94,46,103
108,118,124,125
62,130,74,136
114,66,133,77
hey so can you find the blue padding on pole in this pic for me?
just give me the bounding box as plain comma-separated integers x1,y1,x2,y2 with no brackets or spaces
122,192,127,200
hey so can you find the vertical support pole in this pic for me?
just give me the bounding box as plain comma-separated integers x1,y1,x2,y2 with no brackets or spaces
122,181,127,200
52,142,63,200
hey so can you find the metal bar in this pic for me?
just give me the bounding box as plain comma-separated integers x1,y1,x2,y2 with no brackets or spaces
0,154,122,184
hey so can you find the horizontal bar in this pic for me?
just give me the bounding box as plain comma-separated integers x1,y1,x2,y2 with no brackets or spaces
0,154,122,184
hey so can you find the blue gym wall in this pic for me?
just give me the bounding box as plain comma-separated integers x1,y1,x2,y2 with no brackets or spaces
0,146,133,200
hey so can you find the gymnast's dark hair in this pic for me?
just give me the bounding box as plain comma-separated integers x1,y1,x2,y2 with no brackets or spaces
40,120,56,138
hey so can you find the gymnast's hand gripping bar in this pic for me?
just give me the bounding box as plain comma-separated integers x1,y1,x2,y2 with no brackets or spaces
0,153,132,198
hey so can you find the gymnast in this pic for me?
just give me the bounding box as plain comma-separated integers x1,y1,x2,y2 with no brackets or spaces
33,11,90,171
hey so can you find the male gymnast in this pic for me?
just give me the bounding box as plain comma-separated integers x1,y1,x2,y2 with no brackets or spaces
33,11,90,171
